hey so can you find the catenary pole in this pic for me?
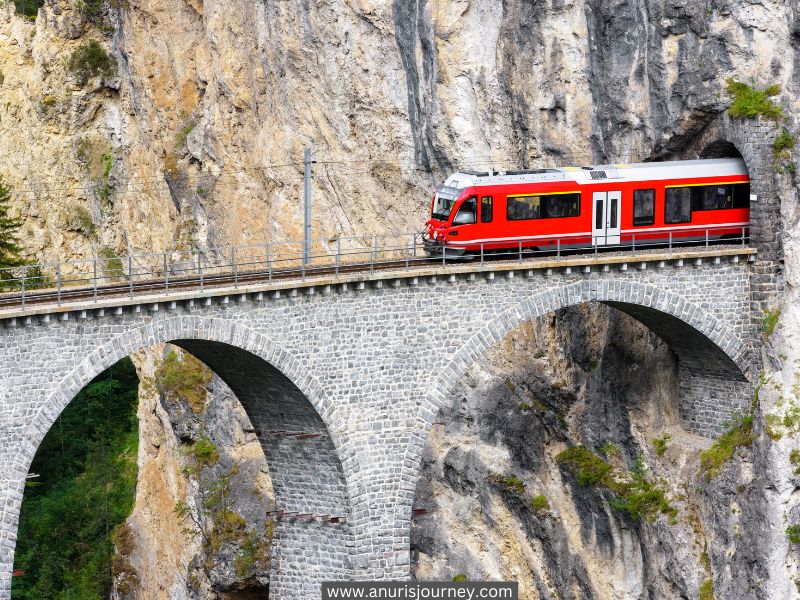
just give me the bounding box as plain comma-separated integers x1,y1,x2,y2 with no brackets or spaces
303,148,312,265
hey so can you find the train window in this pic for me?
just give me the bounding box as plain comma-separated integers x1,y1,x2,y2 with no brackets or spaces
507,193,580,220
452,197,477,225
481,196,493,223
687,183,750,211
665,187,692,224
733,183,750,208
691,185,734,211
609,198,618,228
633,189,655,226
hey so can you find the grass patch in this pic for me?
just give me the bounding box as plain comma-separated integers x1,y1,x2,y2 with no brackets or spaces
556,446,613,486
68,40,116,85
600,442,621,458
13,0,44,17
62,205,96,236
234,520,273,578
529,494,550,514
489,473,526,496
175,120,197,148
609,458,678,522
77,138,114,200
452,574,467,582
699,414,755,480
185,437,219,471
788,524,800,544
774,128,796,160
98,246,125,281
725,78,783,120
791,450,800,475
761,307,782,337
156,349,213,413
766,414,784,441
653,434,671,457
699,578,714,600
557,447,677,522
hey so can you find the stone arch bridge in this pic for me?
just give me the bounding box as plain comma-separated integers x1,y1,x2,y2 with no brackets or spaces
0,247,757,599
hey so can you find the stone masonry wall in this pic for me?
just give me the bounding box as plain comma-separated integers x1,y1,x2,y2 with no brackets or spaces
0,256,753,599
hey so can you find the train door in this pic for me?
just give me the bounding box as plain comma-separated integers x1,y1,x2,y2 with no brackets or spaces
592,191,622,245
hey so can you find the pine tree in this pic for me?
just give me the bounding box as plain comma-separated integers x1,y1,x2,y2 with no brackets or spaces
0,175,23,269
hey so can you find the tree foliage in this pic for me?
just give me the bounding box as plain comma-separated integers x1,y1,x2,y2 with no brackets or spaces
11,359,140,600
0,176,23,269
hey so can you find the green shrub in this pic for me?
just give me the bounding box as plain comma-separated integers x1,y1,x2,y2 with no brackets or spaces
761,307,781,337
78,0,104,23
788,524,800,544
98,246,125,280
186,437,219,469
699,578,714,600
600,442,621,458
725,78,783,120
653,434,671,457
609,459,677,522
557,447,676,521
774,129,796,160
556,446,613,486
22,265,52,290
452,574,467,582
156,350,212,413
530,494,550,514
62,205,96,236
68,40,116,84
700,414,754,480
13,0,44,17
489,473,526,495
790,450,800,475
234,524,272,578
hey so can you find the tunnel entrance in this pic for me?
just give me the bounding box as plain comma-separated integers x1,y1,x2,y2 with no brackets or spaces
699,139,744,159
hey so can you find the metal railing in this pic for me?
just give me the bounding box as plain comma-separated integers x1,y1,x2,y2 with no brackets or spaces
0,225,749,313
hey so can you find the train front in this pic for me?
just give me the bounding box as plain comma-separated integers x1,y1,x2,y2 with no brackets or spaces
423,181,463,258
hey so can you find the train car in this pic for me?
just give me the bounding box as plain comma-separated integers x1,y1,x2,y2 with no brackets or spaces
423,158,750,257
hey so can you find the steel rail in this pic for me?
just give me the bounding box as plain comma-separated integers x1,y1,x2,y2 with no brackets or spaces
0,225,750,313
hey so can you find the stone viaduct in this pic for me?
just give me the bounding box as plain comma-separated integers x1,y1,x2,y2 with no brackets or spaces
0,246,757,598
0,117,786,599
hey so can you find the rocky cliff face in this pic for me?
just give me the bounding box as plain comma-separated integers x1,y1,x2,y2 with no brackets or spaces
121,347,273,600
4,0,800,599
411,306,734,598
2,0,796,263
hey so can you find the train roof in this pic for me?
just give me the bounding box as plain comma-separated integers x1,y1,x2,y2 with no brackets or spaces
440,158,749,192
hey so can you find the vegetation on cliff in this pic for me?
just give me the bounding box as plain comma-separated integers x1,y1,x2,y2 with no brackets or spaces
11,358,140,600
556,446,677,521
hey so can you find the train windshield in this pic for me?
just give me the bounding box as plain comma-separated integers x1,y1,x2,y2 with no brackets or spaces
432,186,461,221
432,195,456,221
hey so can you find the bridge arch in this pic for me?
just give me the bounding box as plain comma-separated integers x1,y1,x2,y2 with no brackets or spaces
8,316,358,597
399,278,751,557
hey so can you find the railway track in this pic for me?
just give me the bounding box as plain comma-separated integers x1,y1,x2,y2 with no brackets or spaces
0,258,430,311
0,240,754,314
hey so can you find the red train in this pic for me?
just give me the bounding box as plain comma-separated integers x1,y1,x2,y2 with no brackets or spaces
424,158,750,257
